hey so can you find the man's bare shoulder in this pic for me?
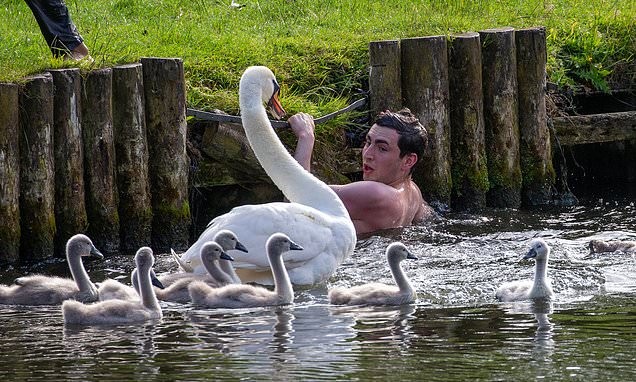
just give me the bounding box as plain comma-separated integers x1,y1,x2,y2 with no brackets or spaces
333,181,397,204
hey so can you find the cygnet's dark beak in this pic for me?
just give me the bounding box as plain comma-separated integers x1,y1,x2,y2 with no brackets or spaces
523,248,538,259
220,252,235,261
151,272,165,289
235,241,249,253
90,245,104,259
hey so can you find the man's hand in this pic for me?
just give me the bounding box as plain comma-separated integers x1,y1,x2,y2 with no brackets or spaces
288,112,315,139
289,113,316,171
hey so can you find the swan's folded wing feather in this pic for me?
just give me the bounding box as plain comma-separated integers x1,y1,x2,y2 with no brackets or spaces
186,202,341,272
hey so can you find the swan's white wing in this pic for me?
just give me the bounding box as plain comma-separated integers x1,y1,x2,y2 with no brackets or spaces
182,202,351,273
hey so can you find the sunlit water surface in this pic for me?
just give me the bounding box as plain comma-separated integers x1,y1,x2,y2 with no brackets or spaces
1,187,635,381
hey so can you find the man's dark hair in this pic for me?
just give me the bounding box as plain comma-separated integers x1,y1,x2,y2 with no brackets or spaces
373,108,428,165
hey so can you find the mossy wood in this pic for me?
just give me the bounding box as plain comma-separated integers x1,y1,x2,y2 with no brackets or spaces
18,74,56,261
0,83,21,263
480,27,522,208
448,32,489,211
113,63,153,255
401,36,452,209
553,111,636,145
369,40,401,118
515,27,556,206
49,69,88,257
82,68,120,255
141,58,190,252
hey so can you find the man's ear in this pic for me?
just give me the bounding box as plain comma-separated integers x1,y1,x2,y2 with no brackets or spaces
403,153,418,170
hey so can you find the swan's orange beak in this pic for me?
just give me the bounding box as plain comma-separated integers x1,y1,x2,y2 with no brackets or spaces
267,81,286,120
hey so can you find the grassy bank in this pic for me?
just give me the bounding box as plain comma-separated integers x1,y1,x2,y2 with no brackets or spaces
1,0,634,118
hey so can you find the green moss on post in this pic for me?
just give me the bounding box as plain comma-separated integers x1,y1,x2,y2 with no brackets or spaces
82,68,120,255
369,40,402,118
49,69,88,258
19,74,56,261
448,32,489,212
402,36,452,210
113,63,153,255
516,27,557,206
0,83,21,264
480,27,522,208
142,58,191,251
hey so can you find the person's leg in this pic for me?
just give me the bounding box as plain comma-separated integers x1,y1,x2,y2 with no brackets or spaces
25,0,88,58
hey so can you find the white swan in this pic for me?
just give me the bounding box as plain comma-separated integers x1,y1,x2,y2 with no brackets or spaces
0,234,103,305
62,247,162,325
168,229,247,284
188,233,302,308
178,66,356,286
496,238,554,302
136,242,234,303
328,242,418,306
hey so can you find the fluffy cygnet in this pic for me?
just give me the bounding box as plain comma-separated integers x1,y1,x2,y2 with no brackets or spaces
328,242,418,306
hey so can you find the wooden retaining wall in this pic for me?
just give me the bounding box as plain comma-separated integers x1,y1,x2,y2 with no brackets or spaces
370,26,555,210
0,58,190,264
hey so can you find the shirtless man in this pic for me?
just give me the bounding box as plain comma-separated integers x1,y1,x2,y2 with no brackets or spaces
289,108,437,236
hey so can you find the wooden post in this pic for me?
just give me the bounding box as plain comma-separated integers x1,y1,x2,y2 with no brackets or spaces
369,40,402,118
19,74,56,261
112,63,153,255
0,83,21,263
480,27,522,208
49,69,88,257
448,32,489,212
82,68,120,255
401,36,452,210
141,58,190,251
516,27,556,206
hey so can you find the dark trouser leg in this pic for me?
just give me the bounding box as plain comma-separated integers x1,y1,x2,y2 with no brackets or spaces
25,0,83,57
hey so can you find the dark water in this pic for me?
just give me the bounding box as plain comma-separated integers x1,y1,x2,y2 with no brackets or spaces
1,186,635,381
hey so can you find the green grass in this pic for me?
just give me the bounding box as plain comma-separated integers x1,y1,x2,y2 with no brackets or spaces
1,0,634,117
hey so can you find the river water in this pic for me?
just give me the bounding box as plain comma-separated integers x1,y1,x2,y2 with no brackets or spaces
1,185,634,381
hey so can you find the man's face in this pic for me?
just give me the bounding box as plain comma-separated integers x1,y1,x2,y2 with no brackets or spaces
361,124,407,184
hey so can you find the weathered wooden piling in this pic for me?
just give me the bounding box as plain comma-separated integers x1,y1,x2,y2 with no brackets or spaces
480,27,522,208
448,32,489,211
553,111,636,145
401,36,452,209
49,69,88,257
369,40,402,118
82,68,120,255
516,27,556,206
141,58,190,252
0,84,21,263
112,63,153,254
19,74,56,261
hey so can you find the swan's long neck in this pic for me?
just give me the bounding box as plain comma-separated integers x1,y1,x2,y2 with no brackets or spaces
203,257,233,284
68,253,95,294
389,258,414,293
532,256,549,287
138,267,161,311
269,250,293,304
239,82,349,217
220,261,241,284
